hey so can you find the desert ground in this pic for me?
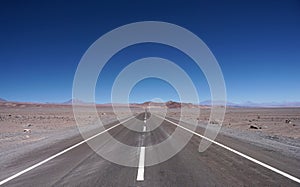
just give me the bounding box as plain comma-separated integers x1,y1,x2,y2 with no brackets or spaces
0,101,299,186
0,102,139,152
167,107,300,138
0,101,299,157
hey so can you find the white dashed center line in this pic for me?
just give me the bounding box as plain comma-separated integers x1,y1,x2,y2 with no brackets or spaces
137,146,145,181
137,112,147,181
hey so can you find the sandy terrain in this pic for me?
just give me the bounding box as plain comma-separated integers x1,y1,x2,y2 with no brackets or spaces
167,107,300,139
0,102,141,153
165,107,300,158
0,102,299,159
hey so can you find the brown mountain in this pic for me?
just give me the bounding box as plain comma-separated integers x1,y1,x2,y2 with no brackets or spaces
0,98,7,102
137,101,198,109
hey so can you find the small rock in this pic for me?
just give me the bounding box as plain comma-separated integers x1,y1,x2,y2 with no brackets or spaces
23,129,31,133
210,120,220,125
250,125,259,129
285,119,292,124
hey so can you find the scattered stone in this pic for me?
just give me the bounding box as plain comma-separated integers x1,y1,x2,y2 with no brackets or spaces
210,120,219,124
23,129,31,133
250,125,259,129
27,123,32,127
285,119,292,124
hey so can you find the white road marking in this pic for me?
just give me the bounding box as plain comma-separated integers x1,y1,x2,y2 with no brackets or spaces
137,112,147,181
137,146,145,181
156,115,300,184
0,116,136,186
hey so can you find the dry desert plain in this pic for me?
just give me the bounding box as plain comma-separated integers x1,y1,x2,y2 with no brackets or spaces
0,101,299,166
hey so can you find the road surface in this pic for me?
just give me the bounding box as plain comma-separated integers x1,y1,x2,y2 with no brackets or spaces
0,112,299,186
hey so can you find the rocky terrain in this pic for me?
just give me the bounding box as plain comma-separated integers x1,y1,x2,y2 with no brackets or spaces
0,101,299,159
165,107,300,158
166,107,300,139
0,102,140,152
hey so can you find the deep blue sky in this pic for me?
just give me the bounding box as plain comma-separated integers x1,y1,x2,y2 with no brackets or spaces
0,0,299,103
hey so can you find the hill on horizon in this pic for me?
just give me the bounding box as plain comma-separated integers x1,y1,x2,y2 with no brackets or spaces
1,98,299,108
0,98,7,102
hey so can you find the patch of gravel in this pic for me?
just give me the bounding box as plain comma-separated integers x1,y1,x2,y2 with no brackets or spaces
168,115,300,158
0,114,132,168
217,124,300,158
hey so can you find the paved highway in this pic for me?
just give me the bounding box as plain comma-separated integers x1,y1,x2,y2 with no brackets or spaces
1,112,300,186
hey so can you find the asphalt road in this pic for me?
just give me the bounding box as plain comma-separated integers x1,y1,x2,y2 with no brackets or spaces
1,112,300,186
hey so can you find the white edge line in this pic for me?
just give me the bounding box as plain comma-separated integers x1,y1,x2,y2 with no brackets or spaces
0,116,136,186
137,146,145,181
155,114,300,184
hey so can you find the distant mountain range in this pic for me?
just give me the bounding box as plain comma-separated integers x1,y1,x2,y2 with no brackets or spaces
199,100,236,106
138,100,300,108
63,99,89,104
238,101,300,107
0,98,6,102
200,100,300,107
137,101,196,108
1,97,300,107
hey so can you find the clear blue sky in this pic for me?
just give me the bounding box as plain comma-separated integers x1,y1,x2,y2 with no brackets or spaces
0,0,299,103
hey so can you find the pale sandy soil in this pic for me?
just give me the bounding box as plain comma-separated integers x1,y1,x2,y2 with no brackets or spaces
165,107,300,158
0,102,299,158
166,107,300,139
0,102,140,152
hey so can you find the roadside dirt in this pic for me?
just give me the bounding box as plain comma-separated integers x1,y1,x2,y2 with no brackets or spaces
0,102,299,160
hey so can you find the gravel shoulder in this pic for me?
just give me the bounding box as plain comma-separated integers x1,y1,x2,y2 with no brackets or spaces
165,108,300,159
